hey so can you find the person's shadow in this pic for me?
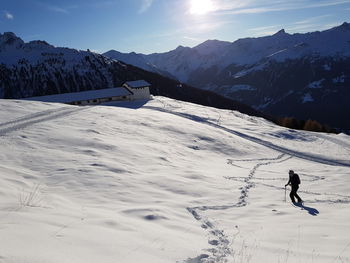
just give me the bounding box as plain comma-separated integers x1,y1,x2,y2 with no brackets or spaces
294,203,319,216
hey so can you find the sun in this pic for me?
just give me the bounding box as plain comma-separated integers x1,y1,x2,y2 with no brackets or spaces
190,0,214,15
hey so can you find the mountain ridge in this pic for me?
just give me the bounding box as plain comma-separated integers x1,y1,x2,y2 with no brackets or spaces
104,22,350,81
103,22,350,130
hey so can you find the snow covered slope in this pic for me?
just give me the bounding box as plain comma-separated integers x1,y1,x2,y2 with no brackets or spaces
0,97,349,263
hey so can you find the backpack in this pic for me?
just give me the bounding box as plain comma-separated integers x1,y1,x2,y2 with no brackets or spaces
294,174,301,185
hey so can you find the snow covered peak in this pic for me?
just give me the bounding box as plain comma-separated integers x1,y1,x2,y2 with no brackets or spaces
28,40,52,48
103,49,160,74
0,32,96,67
340,21,350,27
174,45,187,51
1,32,20,41
0,32,24,48
273,29,287,36
194,39,230,48
193,39,231,56
331,21,350,32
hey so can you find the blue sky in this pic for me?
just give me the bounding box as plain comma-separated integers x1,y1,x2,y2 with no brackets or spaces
1,0,350,54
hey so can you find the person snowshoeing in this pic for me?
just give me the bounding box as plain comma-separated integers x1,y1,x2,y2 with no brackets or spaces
285,170,303,204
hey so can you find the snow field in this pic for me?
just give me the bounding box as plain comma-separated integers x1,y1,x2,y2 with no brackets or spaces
0,97,349,263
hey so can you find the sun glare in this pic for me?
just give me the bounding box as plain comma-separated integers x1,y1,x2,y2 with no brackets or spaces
190,0,214,15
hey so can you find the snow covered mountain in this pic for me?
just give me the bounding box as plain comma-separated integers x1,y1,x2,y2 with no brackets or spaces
103,49,176,79
1,97,349,262
0,32,266,120
0,32,118,98
103,22,350,130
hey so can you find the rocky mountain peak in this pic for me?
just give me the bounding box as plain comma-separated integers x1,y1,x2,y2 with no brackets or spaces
0,32,24,47
338,21,350,30
273,29,287,36
175,45,186,50
28,40,52,47
193,39,231,55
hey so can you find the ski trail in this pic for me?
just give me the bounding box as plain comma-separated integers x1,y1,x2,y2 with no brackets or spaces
226,161,326,182
0,108,65,128
182,154,290,263
144,106,350,167
0,106,86,137
225,173,350,204
316,134,350,150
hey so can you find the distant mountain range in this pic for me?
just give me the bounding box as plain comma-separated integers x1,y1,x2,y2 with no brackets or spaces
104,22,350,130
0,32,265,120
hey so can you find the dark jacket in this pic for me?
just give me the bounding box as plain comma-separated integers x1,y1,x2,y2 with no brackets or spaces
287,174,300,187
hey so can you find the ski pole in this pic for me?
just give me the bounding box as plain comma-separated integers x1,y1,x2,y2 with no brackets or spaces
284,186,286,202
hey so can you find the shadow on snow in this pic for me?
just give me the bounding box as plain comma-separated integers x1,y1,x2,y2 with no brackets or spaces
294,203,320,216
144,106,350,168
102,99,148,109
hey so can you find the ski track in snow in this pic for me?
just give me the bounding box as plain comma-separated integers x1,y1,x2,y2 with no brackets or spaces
316,134,350,150
0,106,86,137
224,178,350,205
226,159,350,204
182,154,291,263
185,154,350,262
143,106,350,168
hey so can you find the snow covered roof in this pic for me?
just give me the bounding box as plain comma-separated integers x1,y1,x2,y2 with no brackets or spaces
23,87,132,103
124,80,150,88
